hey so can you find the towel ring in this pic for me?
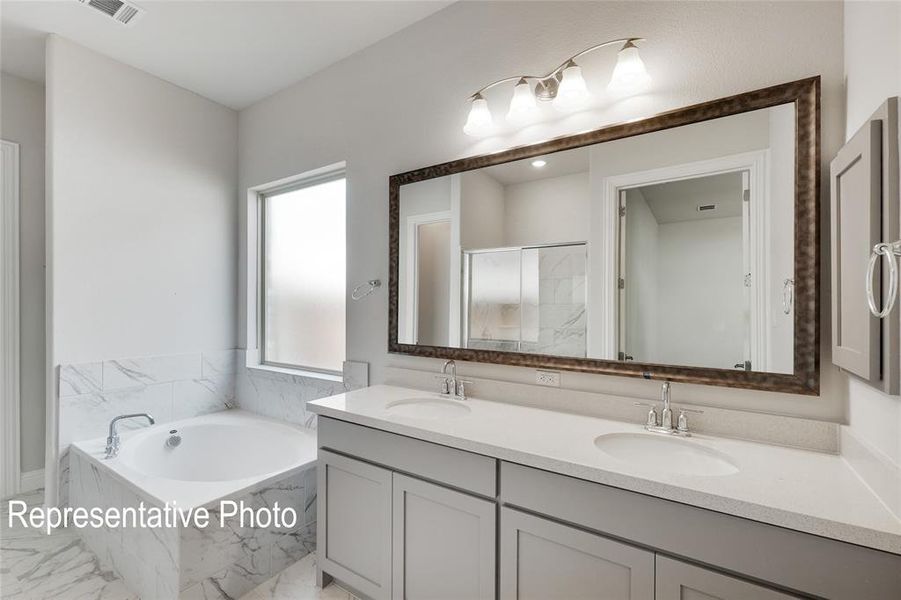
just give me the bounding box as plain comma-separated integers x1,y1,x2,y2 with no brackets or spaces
866,242,900,318
782,278,794,315
352,279,382,301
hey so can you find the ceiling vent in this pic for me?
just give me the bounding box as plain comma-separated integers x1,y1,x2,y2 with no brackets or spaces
75,0,144,27
697,204,717,212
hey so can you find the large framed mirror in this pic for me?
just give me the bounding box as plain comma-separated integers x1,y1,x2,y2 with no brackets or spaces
389,78,819,394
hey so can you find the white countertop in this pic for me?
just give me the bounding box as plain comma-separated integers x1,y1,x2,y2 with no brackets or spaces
308,384,901,556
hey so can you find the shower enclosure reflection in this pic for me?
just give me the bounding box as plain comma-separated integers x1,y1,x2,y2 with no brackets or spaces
465,244,587,357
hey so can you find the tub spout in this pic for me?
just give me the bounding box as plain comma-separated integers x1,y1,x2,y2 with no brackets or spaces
105,413,155,459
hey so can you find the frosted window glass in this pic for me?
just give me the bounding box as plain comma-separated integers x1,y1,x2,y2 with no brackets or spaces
263,177,346,372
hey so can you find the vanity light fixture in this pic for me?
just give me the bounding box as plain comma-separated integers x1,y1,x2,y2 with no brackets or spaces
463,37,650,137
531,159,547,168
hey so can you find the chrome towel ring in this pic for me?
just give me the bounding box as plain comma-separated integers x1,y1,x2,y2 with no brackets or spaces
866,241,901,318
352,279,382,301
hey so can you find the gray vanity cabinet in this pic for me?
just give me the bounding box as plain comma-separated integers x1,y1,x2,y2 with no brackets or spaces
392,474,496,600
318,450,393,600
655,556,800,600
499,507,654,600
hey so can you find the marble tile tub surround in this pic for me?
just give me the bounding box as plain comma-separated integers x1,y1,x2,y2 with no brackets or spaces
386,365,839,453
58,350,238,453
236,350,369,428
68,445,318,600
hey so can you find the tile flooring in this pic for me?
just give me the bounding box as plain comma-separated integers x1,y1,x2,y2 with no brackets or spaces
1,491,356,600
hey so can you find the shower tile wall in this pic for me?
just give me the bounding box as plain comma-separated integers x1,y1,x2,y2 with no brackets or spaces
521,245,587,357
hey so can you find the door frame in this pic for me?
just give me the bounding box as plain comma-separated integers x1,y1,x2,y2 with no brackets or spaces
602,150,770,369
403,210,452,344
1,140,21,499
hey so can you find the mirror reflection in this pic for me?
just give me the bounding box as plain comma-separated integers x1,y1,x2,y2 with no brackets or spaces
398,104,796,374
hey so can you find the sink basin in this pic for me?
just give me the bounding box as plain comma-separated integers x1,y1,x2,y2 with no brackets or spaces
385,397,472,420
594,433,738,476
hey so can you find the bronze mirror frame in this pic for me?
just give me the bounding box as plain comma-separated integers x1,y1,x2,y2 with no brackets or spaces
388,77,820,395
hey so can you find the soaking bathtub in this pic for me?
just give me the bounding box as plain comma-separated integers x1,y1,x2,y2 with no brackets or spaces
68,410,319,599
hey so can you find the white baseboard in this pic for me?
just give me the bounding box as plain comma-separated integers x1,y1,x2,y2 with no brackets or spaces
19,468,44,493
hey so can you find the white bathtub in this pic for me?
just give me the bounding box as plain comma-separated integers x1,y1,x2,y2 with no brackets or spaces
69,409,320,598
73,409,317,509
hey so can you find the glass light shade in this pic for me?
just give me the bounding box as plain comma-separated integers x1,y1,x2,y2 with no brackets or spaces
463,96,494,137
506,80,538,125
553,63,590,112
608,44,651,94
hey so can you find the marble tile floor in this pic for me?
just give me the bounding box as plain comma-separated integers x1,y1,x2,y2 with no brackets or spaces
1,491,355,600
0,489,135,600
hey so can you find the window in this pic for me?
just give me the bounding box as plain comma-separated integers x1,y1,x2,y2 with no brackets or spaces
257,168,346,375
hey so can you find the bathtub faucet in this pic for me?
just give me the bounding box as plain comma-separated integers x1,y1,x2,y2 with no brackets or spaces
105,413,155,459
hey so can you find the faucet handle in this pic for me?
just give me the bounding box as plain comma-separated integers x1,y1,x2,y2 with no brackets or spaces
678,407,704,415
434,375,451,394
634,402,658,427
455,380,473,400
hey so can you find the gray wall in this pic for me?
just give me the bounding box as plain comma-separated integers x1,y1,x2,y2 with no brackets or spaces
237,1,846,421
1,72,45,472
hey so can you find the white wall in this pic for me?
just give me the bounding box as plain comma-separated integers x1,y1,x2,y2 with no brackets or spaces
238,1,845,420
843,1,901,465
46,36,238,498
0,72,45,472
503,172,589,247
460,170,504,250
47,36,238,365
656,217,745,369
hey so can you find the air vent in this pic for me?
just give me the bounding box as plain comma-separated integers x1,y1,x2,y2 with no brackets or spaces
697,204,717,212
75,0,144,26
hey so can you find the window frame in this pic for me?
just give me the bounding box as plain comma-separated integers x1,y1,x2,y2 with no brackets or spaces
246,162,347,381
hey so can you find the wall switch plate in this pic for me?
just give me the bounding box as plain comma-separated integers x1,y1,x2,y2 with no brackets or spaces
536,370,560,387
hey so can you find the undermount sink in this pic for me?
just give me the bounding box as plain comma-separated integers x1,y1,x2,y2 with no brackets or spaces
385,397,472,420
594,433,739,477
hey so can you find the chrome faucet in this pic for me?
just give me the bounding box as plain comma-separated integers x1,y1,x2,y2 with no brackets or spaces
438,360,472,400
105,413,155,458
634,382,702,437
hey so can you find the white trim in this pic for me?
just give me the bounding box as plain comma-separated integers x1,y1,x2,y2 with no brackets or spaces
601,150,770,367
244,162,347,380
1,140,21,500
19,469,44,494
403,210,452,344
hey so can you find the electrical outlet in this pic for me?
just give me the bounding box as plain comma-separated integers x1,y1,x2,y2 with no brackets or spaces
536,370,560,387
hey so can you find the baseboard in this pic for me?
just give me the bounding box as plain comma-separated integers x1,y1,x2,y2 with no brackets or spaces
19,468,44,493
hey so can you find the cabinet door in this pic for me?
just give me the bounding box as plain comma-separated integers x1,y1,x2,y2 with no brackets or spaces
830,119,882,381
499,507,653,600
656,556,801,600
318,450,392,600
392,473,495,600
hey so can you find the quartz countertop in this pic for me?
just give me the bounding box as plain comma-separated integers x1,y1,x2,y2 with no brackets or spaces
307,384,901,555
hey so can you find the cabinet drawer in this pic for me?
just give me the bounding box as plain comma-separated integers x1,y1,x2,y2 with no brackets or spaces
319,417,497,497
500,461,901,599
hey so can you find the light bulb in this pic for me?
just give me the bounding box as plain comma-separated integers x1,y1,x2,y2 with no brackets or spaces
608,41,651,94
463,95,494,137
506,78,538,125
553,62,590,112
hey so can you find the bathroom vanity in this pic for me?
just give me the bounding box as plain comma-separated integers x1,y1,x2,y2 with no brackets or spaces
309,385,901,600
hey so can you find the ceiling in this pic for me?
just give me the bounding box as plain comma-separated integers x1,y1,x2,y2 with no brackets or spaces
483,146,590,186
635,171,744,224
0,0,452,109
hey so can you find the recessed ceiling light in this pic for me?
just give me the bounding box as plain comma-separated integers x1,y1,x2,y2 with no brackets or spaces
531,159,547,168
